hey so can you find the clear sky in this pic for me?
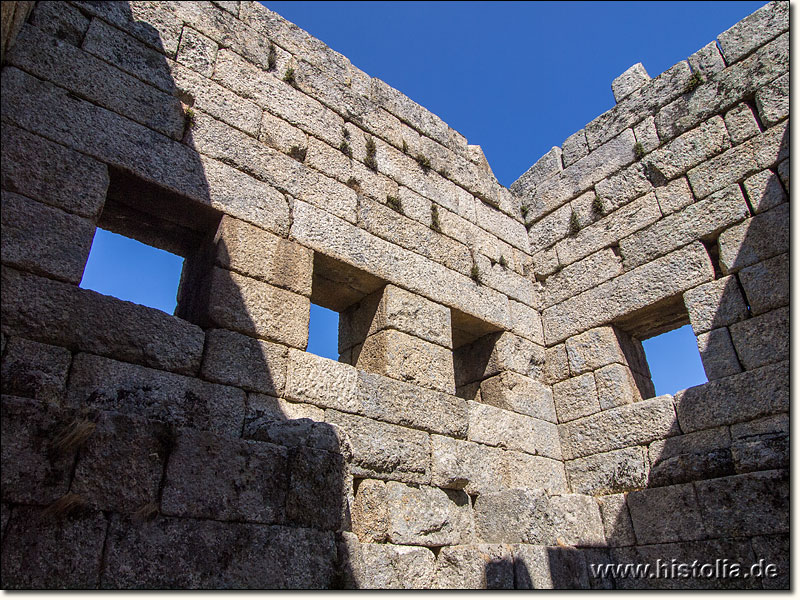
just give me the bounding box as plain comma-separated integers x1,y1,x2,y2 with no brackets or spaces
81,1,769,395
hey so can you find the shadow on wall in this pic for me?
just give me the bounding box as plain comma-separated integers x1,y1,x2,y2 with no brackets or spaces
0,2,352,589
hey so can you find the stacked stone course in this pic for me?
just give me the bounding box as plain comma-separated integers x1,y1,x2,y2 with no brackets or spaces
0,0,788,589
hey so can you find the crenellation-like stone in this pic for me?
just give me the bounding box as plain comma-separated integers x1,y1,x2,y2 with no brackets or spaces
510,146,563,197
687,41,726,78
561,129,589,168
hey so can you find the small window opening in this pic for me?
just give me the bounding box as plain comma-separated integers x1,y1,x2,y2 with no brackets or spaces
451,308,503,400
641,324,707,396
307,303,340,361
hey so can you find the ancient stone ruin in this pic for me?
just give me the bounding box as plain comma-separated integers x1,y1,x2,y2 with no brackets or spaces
0,0,788,589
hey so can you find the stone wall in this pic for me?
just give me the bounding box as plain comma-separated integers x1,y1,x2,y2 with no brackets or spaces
0,0,788,589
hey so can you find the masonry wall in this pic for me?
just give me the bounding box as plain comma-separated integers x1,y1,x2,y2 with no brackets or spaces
0,0,788,589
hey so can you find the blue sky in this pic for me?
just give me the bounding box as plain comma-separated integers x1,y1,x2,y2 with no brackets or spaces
83,1,769,394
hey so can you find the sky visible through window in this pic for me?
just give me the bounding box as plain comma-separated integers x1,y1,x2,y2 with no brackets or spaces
641,325,707,396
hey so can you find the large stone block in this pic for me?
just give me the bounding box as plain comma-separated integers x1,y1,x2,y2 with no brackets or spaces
743,168,787,214
474,488,553,544
647,426,734,487
511,147,562,197
468,401,561,460
738,252,788,316
352,479,388,543
718,203,788,275
1,267,205,376
205,266,310,349
717,0,789,64
755,71,789,128
542,248,623,309
1,337,71,404
285,350,360,412
505,451,569,494
553,373,600,423
723,102,761,145
385,482,472,547
594,363,643,408
697,328,742,380
325,410,430,484
29,1,90,46
161,428,288,524
432,544,514,589
565,326,627,375
594,163,653,213
1,506,107,589
430,434,507,495
561,129,588,168
543,344,569,385
339,533,436,589
479,371,556,422
175,26,217,77
730,414,788,474
67,353,246,437
627,483,706,544
549,494,606,547
729,306,788,371
653,176,694,216
454,331,545,386
560,396,679,460
513,544,590,589
509,299,545,345
0,123,108,219
596,493,636,546
695,470,788,538
683,275,749,335
687,41,726,78
286,445,346,531
566,446,649,496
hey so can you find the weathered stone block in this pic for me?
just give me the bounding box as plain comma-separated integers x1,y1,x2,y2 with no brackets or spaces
1,191,94,284
175,26,217,77
565,326,627,375
612,63,650,102
652,176,693,216
743,168,786,214
325,410,429,484
542,248,623,309
510,146,562,197
506,451,568,494
647,426,734,487
560,395,679,460
474,488,553,544
755,72,789,128
688,41,726,78
1,337,71,404
479,371,556,422
385,482,472,546
430,434,507,495
469,401,561,460
594,363,643,408
245,394,324,425
1,506,107,589
723,103,761,146
566,446,649,496
432,544,514,589
549,494,606,547
695,469,788,537
67,353,246,437
717,0,788,64
596,493,636,546
286,445,346,531
730,414,788,473
752,534,789,589
633,115,659,153
719,203,788,275
697,328,742,380
352,479,388,543
285,350,359,412
627,483,706,544
339,533,435,589
161,428,288,524
1,267,205,376
561,129,588,168
1,396,75,504
683,275,749,335
513,545,590,589
553,373,600,423
738,252,788,316
454,331,544,386
729,306,788,371
30,1,90,46
543,344,569,385
509,299,545,345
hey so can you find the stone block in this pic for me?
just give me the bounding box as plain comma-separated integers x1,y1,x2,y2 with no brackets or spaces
245,394,324,425
683,275,749,335
653,176,693,216
561,129,589,167
697,328,742,380
738,253,788,316
565,326,627,375
755,72,789,127
553,373,600,423
1,506,107,589
542,248,623,309
627,483,706,544
286,445,346,530
1,397,75,504
544,242,714,344
560,395,679,460
647,426,734,487
1,191,94,284
646,115,731,182
352,479,388,543
1,267,205,376
549,494,606,547
30,1,90,46
474,488,553,544
506,451,568,494
526,202,571,254
619,183,749,270
633,115,659,153
104,516,336,588
475,201,529,251
285,350,359,412
67,353,246,437
513,545,590,589
479,371,556,422
161,428,288,524
543,344,569,385
566,446,649,496
596,493,636,546
432,544,514,589
356,329,455,393
730,414,788,473
776,157,789,188
719,203,788,275
1,337,71,404
675,360,787,432
595,363,643,408
723,103,761,145
430,435,507,495
214,216,312,296
385,482,472,546
509,146,562,197
70,412,168,514
0,123,107,220
594,163,652,213
612,63,650,102
175,26,217,77
325,410,430,485
687,41,726,78
730,305,789,370
509,299,545,345
339,533,435,589
743,169,786,214
243,410,345,454
717,0,788,64
752,534,789,589
468,401,561,460
695,469,788,538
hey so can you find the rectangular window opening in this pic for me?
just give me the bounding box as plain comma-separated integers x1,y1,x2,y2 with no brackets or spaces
451,308,503,401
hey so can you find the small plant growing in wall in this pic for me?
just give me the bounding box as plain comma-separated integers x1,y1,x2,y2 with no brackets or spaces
633,142,646,160
569,210,581,236
498,255,507,269
684,72,704,94
520,204,529,219
288,145,307,162
342,126,350,139
415,153,431,174
267,43,277,71
283,67,297,88
592,194,605,216
470,263,482,285
346,177,361,193
438,167,450,178
339,140,353,158
430,204,442,232
386,194,403,214
364,135,378,171
402,139,409,154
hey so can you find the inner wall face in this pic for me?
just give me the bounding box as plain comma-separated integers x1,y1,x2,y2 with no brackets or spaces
0,0,788,590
